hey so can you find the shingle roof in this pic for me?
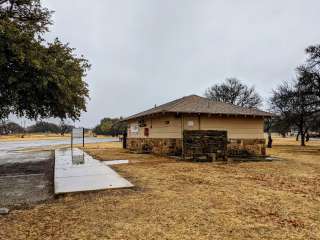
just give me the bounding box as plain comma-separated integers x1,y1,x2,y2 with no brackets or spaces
125,95,272,120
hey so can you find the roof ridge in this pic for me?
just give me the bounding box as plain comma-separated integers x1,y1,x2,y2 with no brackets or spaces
166,95,200,111
163,96,189,110
152,95,190,111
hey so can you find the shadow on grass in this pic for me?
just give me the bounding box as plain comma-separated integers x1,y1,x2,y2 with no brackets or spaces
226,156,283,164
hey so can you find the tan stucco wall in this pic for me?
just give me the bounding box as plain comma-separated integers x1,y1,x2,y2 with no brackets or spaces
128,115,181,139
127,113,265,139
200,116,264,139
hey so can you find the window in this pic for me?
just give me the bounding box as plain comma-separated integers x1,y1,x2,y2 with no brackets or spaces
138,119,146,127
164,120,170,125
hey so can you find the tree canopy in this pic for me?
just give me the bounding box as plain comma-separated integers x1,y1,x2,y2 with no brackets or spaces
27,121,60,133
0,0,90,121
26,121,73,134
270,81,318,146
297,45,320,99
93,117,127,136
204,78,262,108
0,121,24,134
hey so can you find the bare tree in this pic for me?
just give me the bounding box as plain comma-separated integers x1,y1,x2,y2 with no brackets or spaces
205,78,262,108
270,44,320,146
270,81,318,146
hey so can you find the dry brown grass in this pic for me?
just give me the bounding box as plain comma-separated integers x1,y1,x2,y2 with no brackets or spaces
0,134,112,142
83,142,175,164
1,137,319,239
0,133,70,142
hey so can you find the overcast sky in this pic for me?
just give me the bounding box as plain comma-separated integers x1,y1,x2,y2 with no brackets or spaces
41,0,320,128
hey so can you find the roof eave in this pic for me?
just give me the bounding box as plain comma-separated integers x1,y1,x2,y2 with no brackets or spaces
123,111,273,121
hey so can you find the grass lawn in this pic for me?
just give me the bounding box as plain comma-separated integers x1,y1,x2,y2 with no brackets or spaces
0,134,111,142
1,137,319,239
0,133,70,142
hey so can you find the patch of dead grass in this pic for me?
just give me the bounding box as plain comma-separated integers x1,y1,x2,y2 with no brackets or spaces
0,134,114,142
0,133,70,142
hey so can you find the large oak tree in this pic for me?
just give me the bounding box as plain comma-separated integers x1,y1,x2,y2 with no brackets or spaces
0,0,90,121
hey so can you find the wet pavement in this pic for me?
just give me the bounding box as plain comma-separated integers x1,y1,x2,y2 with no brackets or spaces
0,137,117,164
0,137,117,156
0,150,55,165
0,151,54,207
54,148,133,194
0,137,127,206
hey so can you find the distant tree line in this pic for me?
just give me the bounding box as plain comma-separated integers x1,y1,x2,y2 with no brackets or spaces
93,117,127,136
0,121,24,135
0,121,74,135
0,117,128,137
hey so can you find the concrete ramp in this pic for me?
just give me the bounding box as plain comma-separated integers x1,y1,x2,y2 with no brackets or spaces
54,148,133,194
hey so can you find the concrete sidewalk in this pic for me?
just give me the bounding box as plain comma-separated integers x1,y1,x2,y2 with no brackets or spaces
54,148,133,194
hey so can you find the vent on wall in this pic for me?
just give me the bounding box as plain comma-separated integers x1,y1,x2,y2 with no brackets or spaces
187,121,194,127
138,119,146,127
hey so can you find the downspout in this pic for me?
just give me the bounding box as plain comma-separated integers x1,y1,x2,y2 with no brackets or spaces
181,114,184,158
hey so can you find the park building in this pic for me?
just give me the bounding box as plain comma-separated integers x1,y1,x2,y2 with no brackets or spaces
124,95,272,160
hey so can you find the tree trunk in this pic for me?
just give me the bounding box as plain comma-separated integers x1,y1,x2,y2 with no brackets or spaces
267,132,273,148
296,131,300,141
301,131,306,146
306,132,310,142
122,132,127,149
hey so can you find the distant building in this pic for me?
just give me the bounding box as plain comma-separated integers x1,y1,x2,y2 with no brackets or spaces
125,95,272,158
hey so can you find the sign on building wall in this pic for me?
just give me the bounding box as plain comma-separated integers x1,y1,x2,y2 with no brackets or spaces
130,123,139,134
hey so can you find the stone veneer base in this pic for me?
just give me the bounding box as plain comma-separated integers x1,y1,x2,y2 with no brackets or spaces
127,138,266,157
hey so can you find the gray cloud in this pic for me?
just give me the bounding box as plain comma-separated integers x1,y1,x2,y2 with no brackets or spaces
42,0,320,127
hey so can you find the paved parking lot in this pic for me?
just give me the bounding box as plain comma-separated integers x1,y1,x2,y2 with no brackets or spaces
0,151,54,207
0,147,133,207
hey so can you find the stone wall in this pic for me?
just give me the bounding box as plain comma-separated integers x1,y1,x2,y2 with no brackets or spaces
228,139,266,156
127,137,266,158
127,138,182,156
183,130,228,161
